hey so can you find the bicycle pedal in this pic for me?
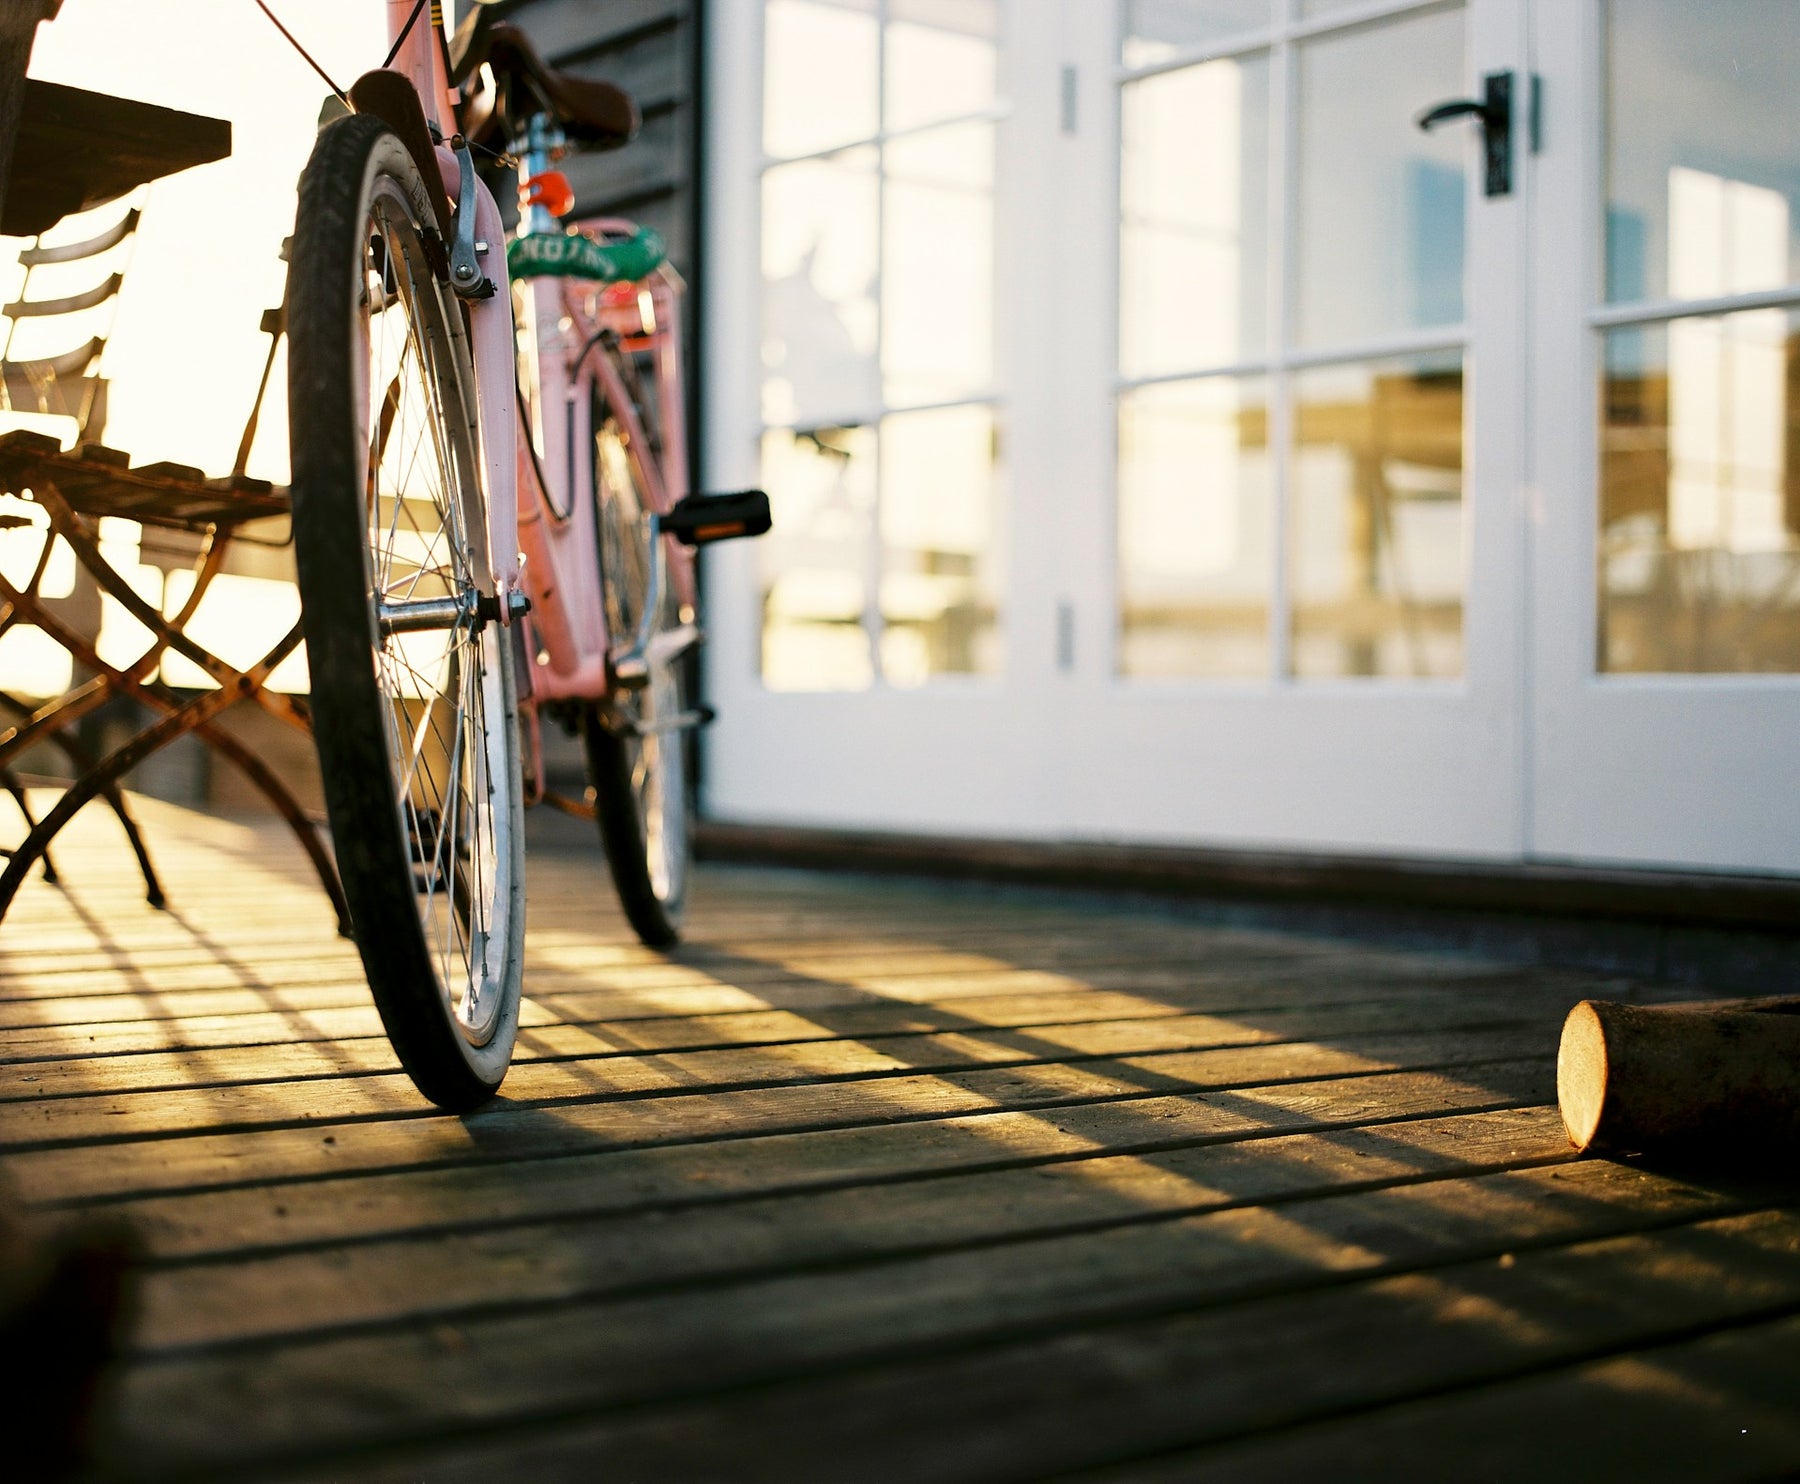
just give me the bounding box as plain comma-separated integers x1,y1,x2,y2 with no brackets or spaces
661,490,771,547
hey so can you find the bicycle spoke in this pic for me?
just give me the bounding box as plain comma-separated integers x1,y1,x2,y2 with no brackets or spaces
365,202,491,1000
292,113,523,1108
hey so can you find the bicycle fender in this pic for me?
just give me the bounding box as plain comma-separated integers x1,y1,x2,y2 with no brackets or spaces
435,144,521,602
347,70,453,241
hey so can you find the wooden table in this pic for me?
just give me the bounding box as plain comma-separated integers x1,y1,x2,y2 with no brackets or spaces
2,78,230,237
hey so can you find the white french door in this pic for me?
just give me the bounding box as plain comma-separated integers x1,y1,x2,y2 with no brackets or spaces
1529,0,1800,874
1040,0,1529,856
703,0,1530,852
708,1,1710,868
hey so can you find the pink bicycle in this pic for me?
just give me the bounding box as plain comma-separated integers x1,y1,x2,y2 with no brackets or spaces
283,0,766,1108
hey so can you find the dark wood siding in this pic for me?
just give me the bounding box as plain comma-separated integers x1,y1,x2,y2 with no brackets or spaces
498,0,701,278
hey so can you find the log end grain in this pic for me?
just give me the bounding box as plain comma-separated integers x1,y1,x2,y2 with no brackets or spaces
1557,1000,1609,1151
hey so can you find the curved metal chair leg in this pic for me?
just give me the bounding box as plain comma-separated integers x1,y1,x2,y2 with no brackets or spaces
0,766,56,883
0,689,164,906
0,686,241,924
0,676,112,772
0,499,350,934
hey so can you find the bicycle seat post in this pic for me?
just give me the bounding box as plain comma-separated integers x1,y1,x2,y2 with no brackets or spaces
516,113,567,237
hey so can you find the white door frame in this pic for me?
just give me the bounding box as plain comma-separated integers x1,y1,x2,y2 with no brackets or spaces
1043,0,1530,857
1527,0,1800,875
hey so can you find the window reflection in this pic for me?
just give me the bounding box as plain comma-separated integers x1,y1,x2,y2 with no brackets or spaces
1120,54,1270,378
761,148,879,427
762,0,879,159
1121,0,1270,67
760,427,876,691
1118,377,1272,678
757,2,1003,690
1290,355,1465,679
1605,0,1800,304
1600,311,1800,673
885,0,998,133
1295,7,1466,349
1667,167,1789,302
883,123,995,405
759,408,1002,690
879,405,1002,683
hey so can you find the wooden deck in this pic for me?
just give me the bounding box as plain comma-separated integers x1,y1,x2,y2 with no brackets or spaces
5,799,1800,1481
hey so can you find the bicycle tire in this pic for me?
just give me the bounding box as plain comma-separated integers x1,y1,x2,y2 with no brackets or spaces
288,113,526,1110
582,374,690,947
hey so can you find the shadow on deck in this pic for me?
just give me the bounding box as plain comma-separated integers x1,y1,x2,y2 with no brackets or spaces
2,797,1797,1481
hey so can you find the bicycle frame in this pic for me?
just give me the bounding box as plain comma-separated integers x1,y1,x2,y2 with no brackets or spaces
383,0,696,795
514,262,693,703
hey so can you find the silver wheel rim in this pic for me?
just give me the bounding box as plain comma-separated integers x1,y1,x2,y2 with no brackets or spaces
359,178,517,1046
597,416,686,913
635,655,686,906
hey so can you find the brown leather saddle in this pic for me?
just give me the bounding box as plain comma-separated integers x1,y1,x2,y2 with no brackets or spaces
448,12,637,155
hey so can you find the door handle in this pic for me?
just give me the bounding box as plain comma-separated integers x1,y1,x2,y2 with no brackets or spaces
1417,70,1513,197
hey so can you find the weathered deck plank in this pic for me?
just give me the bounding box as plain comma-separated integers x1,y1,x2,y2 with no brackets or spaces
5,998,1552,1102
274,1212,1800,1484
125,1107,1581,1350
1,797,1794,1481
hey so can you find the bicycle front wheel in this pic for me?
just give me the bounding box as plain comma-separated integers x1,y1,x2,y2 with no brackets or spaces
288,114,526,1110
583,380,690,947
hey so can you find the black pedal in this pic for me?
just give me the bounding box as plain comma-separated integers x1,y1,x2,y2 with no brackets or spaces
662,489,771,547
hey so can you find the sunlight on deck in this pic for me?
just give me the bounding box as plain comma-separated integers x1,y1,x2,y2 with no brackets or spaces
2,804,1795,1476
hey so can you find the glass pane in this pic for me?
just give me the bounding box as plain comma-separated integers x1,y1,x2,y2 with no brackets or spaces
1297,0,1395,16
1291,353,1465,678
760,427,876,690
879,405,1002,682
1606,0,1800,304
885,0,999,134
761,148,880,426
883,122,995,405
1122,1,1271,67
1295,7,1466,349
1119,376,1272,679
763,0,879,159
1599,310,1800,673
1121,54,1270,377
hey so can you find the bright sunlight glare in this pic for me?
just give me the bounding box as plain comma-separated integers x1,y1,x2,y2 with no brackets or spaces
1,2,390,696
5,0,388,480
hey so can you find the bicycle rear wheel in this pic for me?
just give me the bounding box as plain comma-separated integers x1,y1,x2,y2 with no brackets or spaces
288,114,525,1110
582,379,690,947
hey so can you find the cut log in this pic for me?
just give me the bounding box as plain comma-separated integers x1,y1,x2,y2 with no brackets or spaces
1557,997,1800,1155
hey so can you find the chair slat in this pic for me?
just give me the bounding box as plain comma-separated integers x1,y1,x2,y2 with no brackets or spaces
18,209,141,266
3,272,124,318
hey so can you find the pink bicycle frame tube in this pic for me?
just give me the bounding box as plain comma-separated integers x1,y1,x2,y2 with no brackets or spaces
515,273,610,700
517,263,698,704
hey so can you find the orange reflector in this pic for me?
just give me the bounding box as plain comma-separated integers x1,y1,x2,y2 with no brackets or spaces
522,171,575,218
